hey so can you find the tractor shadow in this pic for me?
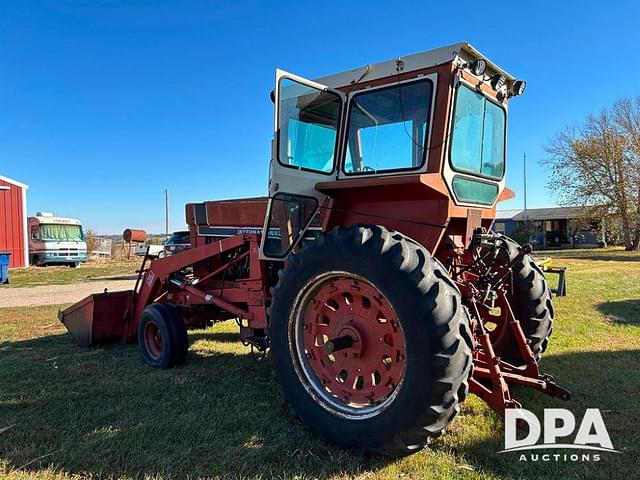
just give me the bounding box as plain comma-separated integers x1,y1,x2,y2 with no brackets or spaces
596,299,640,326
0,331,389,479
1,331,638,479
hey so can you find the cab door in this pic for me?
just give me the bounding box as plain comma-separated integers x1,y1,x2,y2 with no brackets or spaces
260,69,344,260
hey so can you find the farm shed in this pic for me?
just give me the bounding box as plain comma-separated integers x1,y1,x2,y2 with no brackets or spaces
493,206,601,249
0,175,29,267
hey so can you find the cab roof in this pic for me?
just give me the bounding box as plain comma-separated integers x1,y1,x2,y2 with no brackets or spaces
314,42,516,89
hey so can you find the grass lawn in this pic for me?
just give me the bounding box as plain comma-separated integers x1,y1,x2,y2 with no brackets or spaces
0,249,638,479
6,259,139,288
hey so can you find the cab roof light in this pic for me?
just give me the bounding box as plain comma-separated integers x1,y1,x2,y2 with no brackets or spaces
468,58,487,77
490,74,506,91
509,80,526,97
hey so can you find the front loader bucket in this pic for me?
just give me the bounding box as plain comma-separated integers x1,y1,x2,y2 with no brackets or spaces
58,290,132,347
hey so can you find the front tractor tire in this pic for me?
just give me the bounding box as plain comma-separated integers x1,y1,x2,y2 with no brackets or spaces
490,235,554,364
269,225,473,456
138,303,189,369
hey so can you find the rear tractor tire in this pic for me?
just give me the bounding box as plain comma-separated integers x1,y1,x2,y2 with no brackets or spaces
138,303,189,368
269,225,473,456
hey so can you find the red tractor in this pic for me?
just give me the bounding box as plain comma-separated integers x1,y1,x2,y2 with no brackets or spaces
60,42,569,456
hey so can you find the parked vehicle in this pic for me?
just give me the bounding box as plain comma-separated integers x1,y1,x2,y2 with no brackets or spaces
29,213,87,267
163,231,191,256
134,243,164,257
60,43,568,456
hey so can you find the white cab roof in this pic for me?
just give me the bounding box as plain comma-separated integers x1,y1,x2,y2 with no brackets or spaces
313,42,516,89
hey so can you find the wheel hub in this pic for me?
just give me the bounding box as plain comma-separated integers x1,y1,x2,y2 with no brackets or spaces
296,275,406,415
144,321,163,360
325,325,360,354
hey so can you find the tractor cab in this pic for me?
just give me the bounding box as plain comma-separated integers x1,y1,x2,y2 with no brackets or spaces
262,42,523,260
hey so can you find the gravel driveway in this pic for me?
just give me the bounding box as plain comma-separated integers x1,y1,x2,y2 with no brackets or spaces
0,279,136,308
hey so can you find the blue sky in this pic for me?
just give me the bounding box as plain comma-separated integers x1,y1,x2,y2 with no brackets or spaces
2,0,639,234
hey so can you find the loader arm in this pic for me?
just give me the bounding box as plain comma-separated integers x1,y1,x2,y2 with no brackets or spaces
126,234,267,340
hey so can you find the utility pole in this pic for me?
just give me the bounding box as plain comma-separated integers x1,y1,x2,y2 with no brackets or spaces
164,189,169,239
523,152,528,225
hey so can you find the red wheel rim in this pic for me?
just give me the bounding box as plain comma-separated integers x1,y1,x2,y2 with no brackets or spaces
293,274,406,417
144,321,163,359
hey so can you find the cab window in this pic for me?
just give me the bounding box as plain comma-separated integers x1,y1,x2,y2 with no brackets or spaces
450,84,506,179
277,78,341,174
344,79,433,174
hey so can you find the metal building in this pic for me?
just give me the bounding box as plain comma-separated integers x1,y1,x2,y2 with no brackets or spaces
493,207,601,249
0,175,29,267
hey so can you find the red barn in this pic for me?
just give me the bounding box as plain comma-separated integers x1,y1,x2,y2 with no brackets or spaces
0,175,29,268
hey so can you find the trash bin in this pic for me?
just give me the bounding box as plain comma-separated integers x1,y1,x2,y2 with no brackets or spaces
0,252,11,284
